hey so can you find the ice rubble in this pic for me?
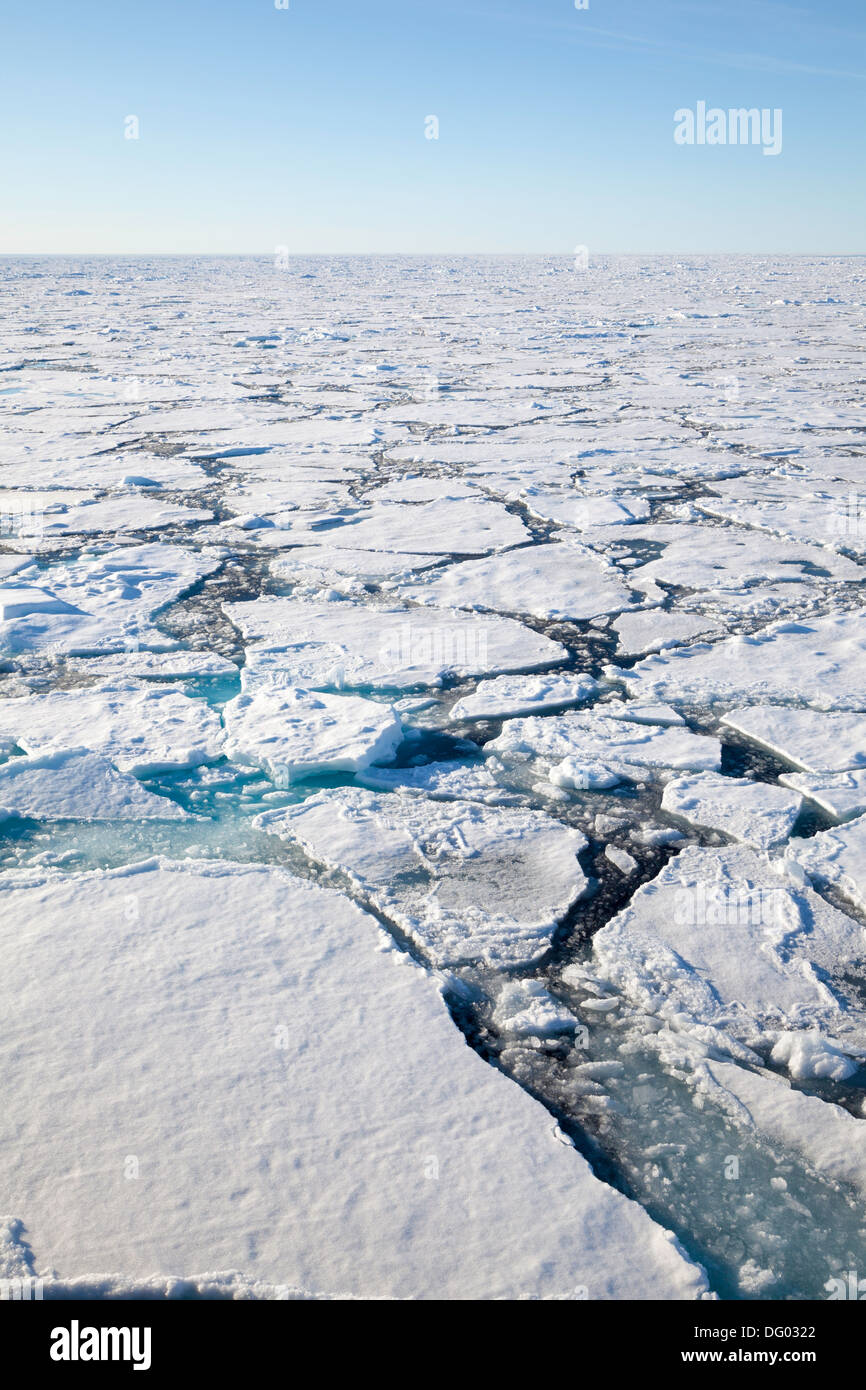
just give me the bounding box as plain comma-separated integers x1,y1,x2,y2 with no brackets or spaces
0,748,188,822
0,860,707,1299
492,979,579,1037
255,788,588,967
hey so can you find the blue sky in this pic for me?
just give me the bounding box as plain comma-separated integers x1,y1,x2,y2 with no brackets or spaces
2,0,864,253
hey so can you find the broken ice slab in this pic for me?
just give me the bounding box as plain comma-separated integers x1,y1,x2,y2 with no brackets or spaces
608,611,866,712
661,772,802,850
356,759,522,805
613,609,724,658
268,546,440,589
788,812,866,918
696,1061,866,1193
0,748,188,821
488,707,721,786
447,671,599,722
780,769,866,823
0,681,225,775
721,705,866,774
396,540,642,622
226,595,567,691
592,843,866,1071
267,496,530,555
255,787,588,967
0,543,222,656
223,686,402,782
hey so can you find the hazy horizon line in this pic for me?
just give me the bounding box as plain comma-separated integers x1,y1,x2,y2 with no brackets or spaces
1,249,863,259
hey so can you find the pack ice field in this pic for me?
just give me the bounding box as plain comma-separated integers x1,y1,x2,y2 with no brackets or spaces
1,253,865,1302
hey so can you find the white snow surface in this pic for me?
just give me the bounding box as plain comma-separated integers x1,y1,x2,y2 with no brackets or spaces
0,748,188,821
397,541,640,621
227,595,566,690
255,788,588,967
223,686,402,782
721,705,866,774
4,253,866,1300
448,671,599,721
488,708,721,783
592,844,866,1065
0,681,224,774
661,773,802,850
0,859,706,1299
609,612,866,712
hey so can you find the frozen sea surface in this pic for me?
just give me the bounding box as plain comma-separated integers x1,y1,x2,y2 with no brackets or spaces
1,253,866,1300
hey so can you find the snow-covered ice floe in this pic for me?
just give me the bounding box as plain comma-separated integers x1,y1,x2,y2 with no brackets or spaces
591,844,866,1075
223,685,402,782
488,707,721,788
721,705,866,774
0,544,221,656
661,772,802,850
0,748,188,821
0,681,224,775
0,860,707,1299
788,814,866,918
608,612,866,712
255,788,588,967
227,595,566,691
447,671,599,721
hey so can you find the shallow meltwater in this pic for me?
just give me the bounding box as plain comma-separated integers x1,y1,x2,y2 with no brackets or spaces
471,978,866,1301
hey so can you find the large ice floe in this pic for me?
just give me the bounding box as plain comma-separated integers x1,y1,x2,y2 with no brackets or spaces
609,611,866,711
0,681,224,774
227,595,565,690
223,685,402,781
0,860,706,1299
3,253,866,1301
